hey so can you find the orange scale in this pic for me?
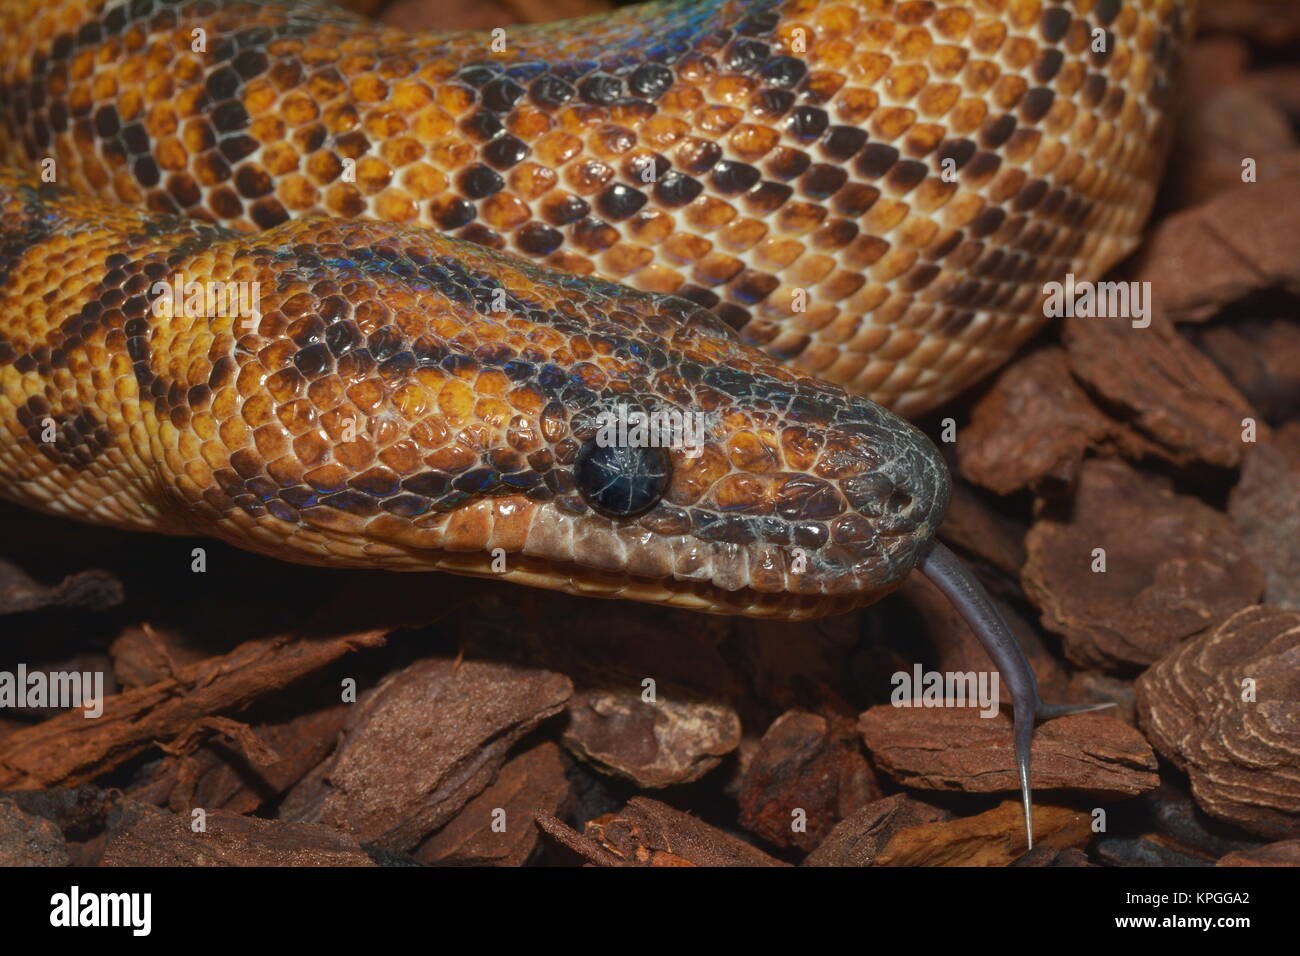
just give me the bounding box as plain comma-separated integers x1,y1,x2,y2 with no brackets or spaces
262,141,301,176
434,83,475,116
630,264,684,294
599,242,654,278
481,192,531,230
350,73,388,104
869,106,918,141
307,375,348,410
813,0,861,33
696,104,744,135
200,438,230,470
217,415,252,452
240,393,277,428
684,195,737,231
472,396,514,429
753,235,806,271
640,114,691,148
892,25,935,62
999,36,1039,74
324,182,366,217
728,123,781,162
437,379,476,426
389,79,434,112
625,209,675,245
507,162,557,200
473,369,512,398
276,399,318,436
991,73,1029,112
345,379,387,416
410,107,456,141
378,135,425,169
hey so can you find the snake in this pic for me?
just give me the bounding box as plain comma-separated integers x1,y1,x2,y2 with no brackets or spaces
0,0,1194,848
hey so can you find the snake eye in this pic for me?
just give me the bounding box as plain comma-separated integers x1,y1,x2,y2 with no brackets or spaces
574,439,672,519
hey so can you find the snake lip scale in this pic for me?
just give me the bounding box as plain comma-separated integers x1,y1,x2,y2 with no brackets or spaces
0,0,1193,850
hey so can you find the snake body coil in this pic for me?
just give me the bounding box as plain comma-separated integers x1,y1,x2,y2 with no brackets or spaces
2,0,1190,415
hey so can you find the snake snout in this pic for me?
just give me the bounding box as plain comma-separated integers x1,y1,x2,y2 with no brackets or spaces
807,398,951,588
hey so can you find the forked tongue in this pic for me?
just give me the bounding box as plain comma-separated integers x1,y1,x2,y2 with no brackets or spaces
918,542,1113,850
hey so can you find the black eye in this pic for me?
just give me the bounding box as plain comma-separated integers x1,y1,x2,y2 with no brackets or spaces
574,440,672,519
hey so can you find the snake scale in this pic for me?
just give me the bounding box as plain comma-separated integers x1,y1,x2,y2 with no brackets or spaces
0,0,1193,847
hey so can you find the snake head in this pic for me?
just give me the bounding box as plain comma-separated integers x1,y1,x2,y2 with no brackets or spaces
133,218,948,620
539,301,953,618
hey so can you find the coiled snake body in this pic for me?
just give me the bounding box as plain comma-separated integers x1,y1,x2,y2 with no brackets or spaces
0,0,1192,842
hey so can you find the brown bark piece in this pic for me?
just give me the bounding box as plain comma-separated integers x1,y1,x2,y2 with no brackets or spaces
138,703,351,816
0,559,122,617
1229,442,1300,610
3,785,115,840
109,624,214,688
728,612,862,721
100,801,374,867
1009,846,1093,867
462,590,741,787
533,811,625,867
1064,313,1261,469
1277,421,1300,469
859,707,1157,798
415,741,573,866
1136,606,1300,839
937,481,1028,576
873,801,1093,866
1248,67,1300,119
1166,84,1297,208
1217,840,1300,867
0,797,69,866
804,794,951,866
564,689,739,789
1198,0,1300,46
0,628,388,789
1023,459,1263,670
1195,320,1300,425
317,658,571,850
585,797,788,867
1134,179,1300,326
737,709,879,851
958,348,1119,494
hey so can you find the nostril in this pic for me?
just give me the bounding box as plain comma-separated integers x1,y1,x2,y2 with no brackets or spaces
842,472,894,516
888,489,913,512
